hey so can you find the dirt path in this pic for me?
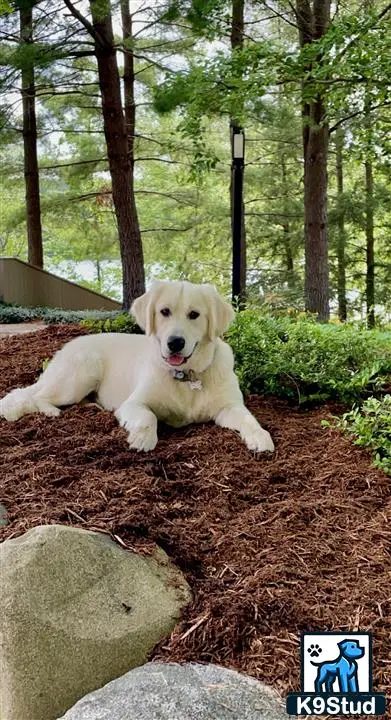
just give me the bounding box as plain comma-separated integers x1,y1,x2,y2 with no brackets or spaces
0,326,390,707
0,322,46,336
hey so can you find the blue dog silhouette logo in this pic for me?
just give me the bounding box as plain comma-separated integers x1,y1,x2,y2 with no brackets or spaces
286,632,387,715
310,639,365,693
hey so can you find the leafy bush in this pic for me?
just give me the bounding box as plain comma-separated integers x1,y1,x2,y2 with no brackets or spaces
226,310,391,403
81,313,138,334
0,303,126,325
324,395,391,476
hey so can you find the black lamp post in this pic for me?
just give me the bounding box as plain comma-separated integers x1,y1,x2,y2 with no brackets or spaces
231,126,245,307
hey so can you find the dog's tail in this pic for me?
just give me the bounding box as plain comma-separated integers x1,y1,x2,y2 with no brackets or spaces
0,384,60,421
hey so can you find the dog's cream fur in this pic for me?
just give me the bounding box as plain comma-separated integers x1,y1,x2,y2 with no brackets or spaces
0,281,274,453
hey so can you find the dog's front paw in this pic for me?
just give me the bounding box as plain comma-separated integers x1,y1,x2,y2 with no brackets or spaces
244,427,274,453
126,425,158,452
115,405,158,451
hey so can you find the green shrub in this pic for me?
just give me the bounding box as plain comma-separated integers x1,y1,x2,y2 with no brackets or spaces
81,313,137,334
226,310,391,403
0,303,125,325
323,395,391,476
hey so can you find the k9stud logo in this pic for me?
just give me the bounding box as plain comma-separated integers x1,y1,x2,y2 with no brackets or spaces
286,632,386,716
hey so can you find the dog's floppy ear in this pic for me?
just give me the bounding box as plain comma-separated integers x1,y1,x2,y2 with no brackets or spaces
338,640,352,652
131,282,162,335
203,284,234,340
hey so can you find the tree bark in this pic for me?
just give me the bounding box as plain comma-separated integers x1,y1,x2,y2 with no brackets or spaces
364,76,375,329
365,156,375,328
121,0,136,168
89,0,145,309
297,0,330,321
20,5,43,268
96,259,101,287
230,0,246,306
281,153,295,290
335,127,347,321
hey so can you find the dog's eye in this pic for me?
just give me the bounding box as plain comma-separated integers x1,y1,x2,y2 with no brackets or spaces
160,308,171,317
188,311,200,320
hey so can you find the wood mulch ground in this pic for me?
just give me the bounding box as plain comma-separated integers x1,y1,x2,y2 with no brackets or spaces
0,326,390,710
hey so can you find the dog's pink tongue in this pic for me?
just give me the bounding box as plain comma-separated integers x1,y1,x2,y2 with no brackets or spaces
167,354,185,366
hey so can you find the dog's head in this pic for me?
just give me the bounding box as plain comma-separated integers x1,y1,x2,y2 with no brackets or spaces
131,281,234,370
338,640,365,660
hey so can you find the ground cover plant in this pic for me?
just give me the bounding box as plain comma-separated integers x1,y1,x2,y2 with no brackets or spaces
329,395,391,476
0,303,124,325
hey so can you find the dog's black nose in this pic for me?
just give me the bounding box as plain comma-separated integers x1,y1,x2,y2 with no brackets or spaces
167,336,185,353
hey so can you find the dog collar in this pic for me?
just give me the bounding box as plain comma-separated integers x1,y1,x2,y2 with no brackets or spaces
172,369,202,390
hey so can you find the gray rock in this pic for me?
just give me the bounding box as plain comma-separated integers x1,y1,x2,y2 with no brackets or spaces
0,502,8,527
58,662,287,720
0,525,191,720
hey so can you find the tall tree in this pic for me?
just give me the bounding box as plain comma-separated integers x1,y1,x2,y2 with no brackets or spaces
364,102,375,328
19,0,43,267
296,0,330,321
121,0,135,167
335,127,347,321
63,0,145,308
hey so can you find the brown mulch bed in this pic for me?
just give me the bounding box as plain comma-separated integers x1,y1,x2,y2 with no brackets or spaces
1,326,390,706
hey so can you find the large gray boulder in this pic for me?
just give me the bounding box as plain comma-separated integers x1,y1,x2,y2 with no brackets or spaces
59,662,287,720
0,525,191,720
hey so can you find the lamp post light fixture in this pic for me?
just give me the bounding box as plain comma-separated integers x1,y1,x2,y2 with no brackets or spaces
233,130,245,160
231,126,245,307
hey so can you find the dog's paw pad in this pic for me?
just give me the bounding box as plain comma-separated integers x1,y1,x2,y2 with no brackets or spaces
308,644,322,658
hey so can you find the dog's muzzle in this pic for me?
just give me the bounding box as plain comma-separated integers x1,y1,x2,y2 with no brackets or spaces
162,342,198,367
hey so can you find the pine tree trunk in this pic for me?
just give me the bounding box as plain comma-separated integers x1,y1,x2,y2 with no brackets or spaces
96,259,101,287
297,0,330,321
121,0,135,167
335,127,347,321
303,103,329,320
283,224,295,289
20,6,43,268
365,157,375,328
90,0,145,310
363,0,375,329
364,90,375,329
281,154,295,289
230,0,246,306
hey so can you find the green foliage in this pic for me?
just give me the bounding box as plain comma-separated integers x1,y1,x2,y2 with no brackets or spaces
325,395,391,476
9,42,65,71
164,0,229,38
0,0,12,14
80,313,137,333
0,303,123,325
226,311,391,403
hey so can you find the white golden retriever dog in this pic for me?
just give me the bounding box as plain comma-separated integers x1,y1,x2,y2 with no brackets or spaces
0,281,274,454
